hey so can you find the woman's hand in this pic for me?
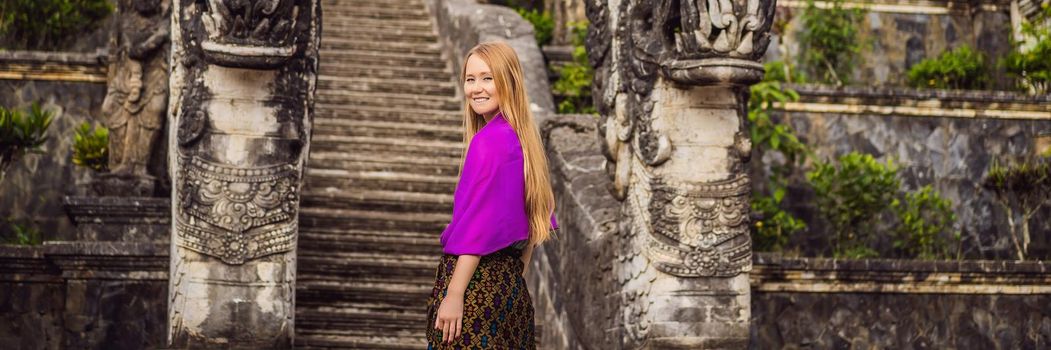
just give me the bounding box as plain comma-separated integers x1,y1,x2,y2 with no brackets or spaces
435,294,464,344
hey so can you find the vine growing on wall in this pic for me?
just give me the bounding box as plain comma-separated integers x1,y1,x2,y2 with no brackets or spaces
798,0,865,86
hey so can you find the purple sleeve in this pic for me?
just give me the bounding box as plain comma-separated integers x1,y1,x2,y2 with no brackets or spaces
440,132,529,255
550,212,559,231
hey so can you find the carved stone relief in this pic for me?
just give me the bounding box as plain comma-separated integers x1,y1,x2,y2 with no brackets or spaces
167,0,319,346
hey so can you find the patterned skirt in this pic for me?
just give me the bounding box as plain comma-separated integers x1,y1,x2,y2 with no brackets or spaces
425,246,536,349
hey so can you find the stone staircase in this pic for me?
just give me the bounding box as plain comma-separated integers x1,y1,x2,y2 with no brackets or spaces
295,0,462,348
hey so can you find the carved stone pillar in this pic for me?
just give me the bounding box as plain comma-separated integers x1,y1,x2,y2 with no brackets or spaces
166,0,319,347
587,0,774,348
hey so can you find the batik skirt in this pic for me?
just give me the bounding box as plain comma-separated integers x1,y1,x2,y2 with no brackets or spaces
425,246,536,349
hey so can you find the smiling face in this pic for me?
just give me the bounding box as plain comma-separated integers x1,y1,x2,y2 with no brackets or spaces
463,54,501,121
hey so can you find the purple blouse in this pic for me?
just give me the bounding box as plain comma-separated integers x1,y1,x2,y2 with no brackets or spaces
440,112,559,255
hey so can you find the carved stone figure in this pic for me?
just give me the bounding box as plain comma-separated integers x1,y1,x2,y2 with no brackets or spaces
586,0,775,347
167,0,319,347
100,0,170,187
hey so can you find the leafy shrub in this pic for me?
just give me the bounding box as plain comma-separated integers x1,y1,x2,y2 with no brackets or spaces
0,103,53,183
806,152,899,258
516,8,554,46
891,185,959,259
72,122,109,172
3,222,42,245
798,0,865,86
763,60,806,84
552,21,595,114
906,45,989,90
0,0,114,50
748,63,809,251
1004,6,1051,94
983,157,1051,260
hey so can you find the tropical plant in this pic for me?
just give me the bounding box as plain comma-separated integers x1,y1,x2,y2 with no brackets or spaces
72,122,109,172
807,152,900,258
1004,6,1051,94
798,0,865,86
891,185,959,259
0,0,114,50
516,8,554,46
748,62,810,251
906,45,989,90
0,103,54,184
982,157,1051,260
552,20,596,114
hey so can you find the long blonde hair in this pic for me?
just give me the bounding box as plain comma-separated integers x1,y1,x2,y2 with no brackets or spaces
459,41,556,246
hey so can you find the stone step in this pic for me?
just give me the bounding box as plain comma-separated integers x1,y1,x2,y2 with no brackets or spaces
312,118,462,141
321,16,433,32
322,26,438,42
305,168,457,194
296,307,428,335
298,227,443,255
306,167,457,193
322,8,430,21
320,50,448,71
318,74,455,96
322,18,434,33
306,151,460,176
310,135,463,158
320,39,443,55
322,28,438,44
296,279,432,309
317,91,460,111
300,206,449,233
321,0,426,9
301,187,453,213
317,63,452,84
294,333,426,350
314,104,462,126
297,251,437,283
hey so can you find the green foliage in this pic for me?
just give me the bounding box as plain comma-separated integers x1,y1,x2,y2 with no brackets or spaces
763,60,806,84
72,122,109,172
6,222,42,245
806,152,900,258
0,103,54,183
552,21,596,114
752,185,807,252
798,0,865,85
516,8,554,46
891,186,959,259
748,63,809,251
983,157,1051,260
1004,6,1051,94
906,45,989,90
0,0,113,50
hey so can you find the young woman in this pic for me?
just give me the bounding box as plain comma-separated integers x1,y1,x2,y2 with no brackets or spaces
426,41,558,349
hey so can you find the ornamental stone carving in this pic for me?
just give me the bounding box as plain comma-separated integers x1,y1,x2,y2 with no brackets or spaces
587,0,775,347
167,0,319,347
99,0,171,195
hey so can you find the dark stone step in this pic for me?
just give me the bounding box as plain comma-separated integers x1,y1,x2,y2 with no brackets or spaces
306,151,461,177
313,104,462,126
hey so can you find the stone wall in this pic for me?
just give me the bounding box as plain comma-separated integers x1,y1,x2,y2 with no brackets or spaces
0,242,168,350
768,0,1016,89
534,114,1051,349
766,85,1051,259
751,253,1051,349
0,51,110,241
